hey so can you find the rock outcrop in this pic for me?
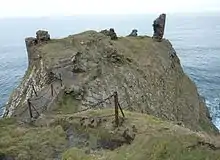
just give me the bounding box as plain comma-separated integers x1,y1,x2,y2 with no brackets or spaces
5,30,218,133
100,28,118,40
25,30,50,66
36,30,50,42
152,13,166,41
128,29,138,37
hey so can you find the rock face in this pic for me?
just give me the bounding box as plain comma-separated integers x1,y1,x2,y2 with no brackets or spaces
5,30,218,133
153,14,166,41
128,29,138,37
25,30,50,66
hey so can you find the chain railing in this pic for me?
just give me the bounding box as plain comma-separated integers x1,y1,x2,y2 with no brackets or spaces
1,71,125,127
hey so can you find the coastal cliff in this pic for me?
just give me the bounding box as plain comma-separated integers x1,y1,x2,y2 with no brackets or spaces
5,30,217,133
1,29,220,160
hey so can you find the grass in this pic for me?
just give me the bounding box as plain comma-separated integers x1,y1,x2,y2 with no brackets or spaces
103,135,219,160
62,148,92,160
59,109,220,160
53,94,81,114
0,109,220,160
199,118,217,134
0,118,66,160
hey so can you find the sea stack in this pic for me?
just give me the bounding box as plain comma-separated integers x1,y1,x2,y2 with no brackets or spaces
152,13,166,41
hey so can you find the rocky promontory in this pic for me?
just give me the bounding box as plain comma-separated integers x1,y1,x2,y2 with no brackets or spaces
5,29,217,133
1,18,220,159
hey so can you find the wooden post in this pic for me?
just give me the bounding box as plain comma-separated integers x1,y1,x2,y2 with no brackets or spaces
27,99,33,118
31,104,40,117
114,92,119,127
118,101,125,117
31,84,38,97
59,73,63,87
51,84,54,97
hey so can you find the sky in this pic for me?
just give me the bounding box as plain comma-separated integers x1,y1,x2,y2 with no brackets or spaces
0,0,219,17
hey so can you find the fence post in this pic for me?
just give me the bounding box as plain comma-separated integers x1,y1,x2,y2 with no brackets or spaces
114,92,119,127
31,104,40,117
59,73,63,87
27,99,33,119
31,84,38,97
118,101,125,118
51,84,54,97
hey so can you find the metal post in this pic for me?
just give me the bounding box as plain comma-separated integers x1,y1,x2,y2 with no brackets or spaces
27,99,33,118
118,101,125,118
31,84,38,97
51,84,54,97
114,92,119,127
59,73,63,87
31,104,40,117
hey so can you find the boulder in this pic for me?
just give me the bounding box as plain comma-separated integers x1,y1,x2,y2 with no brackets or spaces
128,29,138,37
122,128,136,144
36,30,50,42
152,13,166,41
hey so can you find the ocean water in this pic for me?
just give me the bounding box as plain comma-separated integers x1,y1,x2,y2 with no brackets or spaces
0,13,219,128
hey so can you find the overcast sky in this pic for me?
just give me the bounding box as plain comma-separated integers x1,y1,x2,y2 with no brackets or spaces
0,0,219,17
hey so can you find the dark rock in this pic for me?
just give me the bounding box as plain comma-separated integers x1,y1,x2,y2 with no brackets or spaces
100,29,110,36
132,125,138,133
36,30,50,42
152,13,166,41
177,121,183,126
100,28,118,40
80,117,102,128
122,128,135,144
96,138,125,150
0,153,14,160
187,141,220,151
109,28,118,40
169,48,177,58
112,117,125,127
128,29,138,37
85,149,91,154
25,37,37,47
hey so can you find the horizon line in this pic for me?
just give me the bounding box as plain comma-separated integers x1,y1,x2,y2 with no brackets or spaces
0,11,220,19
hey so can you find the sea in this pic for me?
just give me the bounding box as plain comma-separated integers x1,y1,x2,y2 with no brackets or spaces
0,13,219,129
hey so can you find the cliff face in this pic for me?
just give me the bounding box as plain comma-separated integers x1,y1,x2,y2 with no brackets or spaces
5,30,217,133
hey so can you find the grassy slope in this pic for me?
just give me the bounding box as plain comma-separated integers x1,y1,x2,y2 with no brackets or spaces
0,108,220,160
0,118,66,160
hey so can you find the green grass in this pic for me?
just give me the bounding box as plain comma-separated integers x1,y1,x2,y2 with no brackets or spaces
62,148,92,160
53,94,81,114
59,110,220,160
0,118,66,160
1,109,220,160
103,135,220,160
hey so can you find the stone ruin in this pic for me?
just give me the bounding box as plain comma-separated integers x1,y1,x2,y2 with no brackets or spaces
25,30,51,66
36,30,50,42
100,28,118,40
128,29,138,37
25,30,51,47
152,13,166,41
